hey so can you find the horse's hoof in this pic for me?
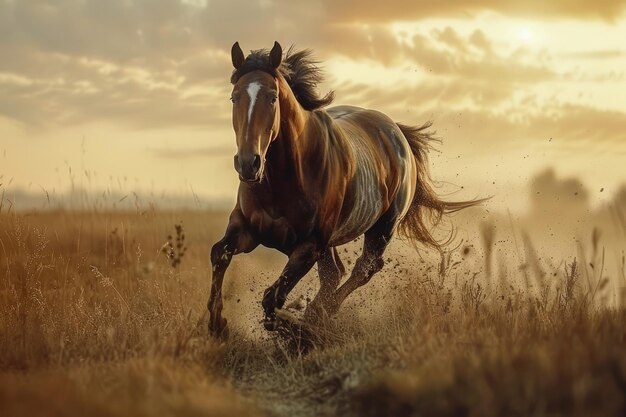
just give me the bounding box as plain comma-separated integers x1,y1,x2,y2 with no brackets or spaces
263,319,278,331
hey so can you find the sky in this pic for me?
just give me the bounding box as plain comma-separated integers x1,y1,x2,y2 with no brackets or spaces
1,0,625,211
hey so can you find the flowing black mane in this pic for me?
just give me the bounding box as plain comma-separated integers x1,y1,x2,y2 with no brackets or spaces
231,46,334,111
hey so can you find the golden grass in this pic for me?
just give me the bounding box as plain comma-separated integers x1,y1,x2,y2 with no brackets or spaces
0,209,625,417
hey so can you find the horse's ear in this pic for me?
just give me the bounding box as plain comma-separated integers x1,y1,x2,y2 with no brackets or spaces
269,41,282,69
231,42,245,70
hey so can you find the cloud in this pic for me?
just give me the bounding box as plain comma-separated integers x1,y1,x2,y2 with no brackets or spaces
560,50,625,60
0,55,231,129
1,0,201,63
0,0,237,129
409,29,555,82
327,27,557,114
313,24,401,63
0,0,624,137
317,0,626,23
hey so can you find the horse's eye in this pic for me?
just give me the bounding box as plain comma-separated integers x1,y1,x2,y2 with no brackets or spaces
270,96,277,105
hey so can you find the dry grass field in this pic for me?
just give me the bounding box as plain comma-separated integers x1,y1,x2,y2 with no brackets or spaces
0,206,625,417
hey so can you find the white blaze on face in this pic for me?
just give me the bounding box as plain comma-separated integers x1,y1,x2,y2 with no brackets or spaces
246,82,262,123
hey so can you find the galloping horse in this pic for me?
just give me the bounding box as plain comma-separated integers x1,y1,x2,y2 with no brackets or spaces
208,41,482,336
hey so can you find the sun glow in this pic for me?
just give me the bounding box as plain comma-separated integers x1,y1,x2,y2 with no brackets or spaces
517,27,534,43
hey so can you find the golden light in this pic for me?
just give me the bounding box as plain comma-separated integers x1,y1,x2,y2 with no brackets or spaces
517,27,534,43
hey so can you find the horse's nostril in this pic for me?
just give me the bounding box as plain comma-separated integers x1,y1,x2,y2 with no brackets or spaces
252,154,261,171
233,155,240,172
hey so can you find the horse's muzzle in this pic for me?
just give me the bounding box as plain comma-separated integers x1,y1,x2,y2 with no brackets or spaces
234,153,262,182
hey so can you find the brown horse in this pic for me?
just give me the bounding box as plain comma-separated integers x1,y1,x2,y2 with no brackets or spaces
208,41,482,336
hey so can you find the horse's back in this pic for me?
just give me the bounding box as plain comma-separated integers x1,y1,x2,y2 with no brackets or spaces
327,106,413,157
327,105,396,132
325,106,417,245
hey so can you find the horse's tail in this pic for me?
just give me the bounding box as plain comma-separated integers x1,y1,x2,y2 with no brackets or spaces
396,122,488,250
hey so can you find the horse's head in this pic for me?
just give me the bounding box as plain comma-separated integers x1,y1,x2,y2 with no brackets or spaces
230,41,283,183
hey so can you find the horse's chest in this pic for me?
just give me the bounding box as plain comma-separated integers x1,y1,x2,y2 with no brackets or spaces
248,210,296,248
242,198,313,250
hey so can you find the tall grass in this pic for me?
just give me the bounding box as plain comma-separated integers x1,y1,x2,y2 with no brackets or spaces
0,209,625,417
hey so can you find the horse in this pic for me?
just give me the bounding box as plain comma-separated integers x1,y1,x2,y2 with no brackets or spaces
207,41,483,337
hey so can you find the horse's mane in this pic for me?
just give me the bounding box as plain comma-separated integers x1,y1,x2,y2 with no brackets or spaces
230,46,334,111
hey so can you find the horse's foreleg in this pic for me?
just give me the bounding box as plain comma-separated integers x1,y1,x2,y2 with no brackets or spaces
304,247,345,323
208,209,257,337
261,241,322,330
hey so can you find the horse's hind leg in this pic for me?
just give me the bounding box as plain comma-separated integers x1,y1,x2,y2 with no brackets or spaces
327,224,394,315
304,247,345,322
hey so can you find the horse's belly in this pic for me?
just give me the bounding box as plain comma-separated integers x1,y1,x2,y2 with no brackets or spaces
329,163,384,246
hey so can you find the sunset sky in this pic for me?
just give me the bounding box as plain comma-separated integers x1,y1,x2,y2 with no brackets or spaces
1,0,625,211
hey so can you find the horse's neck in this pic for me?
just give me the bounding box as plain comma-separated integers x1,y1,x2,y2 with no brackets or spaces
264,81,312,193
